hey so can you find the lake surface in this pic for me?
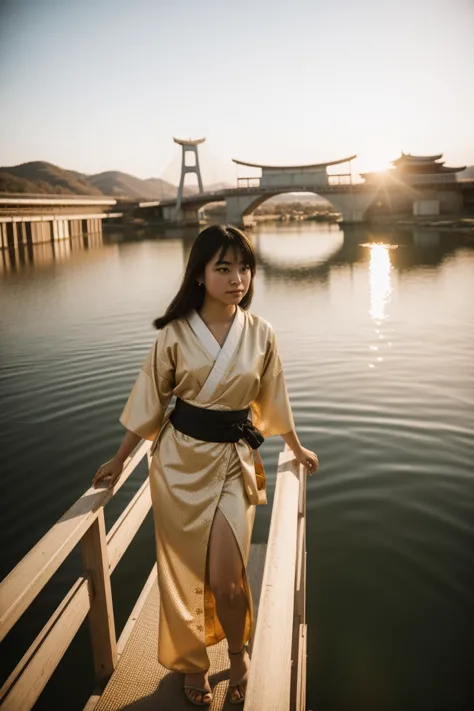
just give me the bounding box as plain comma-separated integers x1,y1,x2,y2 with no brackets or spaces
1,222,473,711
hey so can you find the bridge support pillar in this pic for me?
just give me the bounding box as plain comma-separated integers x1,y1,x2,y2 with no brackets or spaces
162,204,200,225
225,195,260,226
0,223,6,250
174,138,206,211
328,191,378,223
6,222,16,249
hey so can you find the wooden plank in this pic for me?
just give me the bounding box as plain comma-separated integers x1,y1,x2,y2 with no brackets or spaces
278,447,297,466
246,543,267,656
300,549,307,627
81,510,117,686
0,577,90,711
290,601,300,711
0,440,149,642
107,478,152,573
298,464,305,515
1,565,156,711
116,564,157,659
1,478,155,709
244,457,300,711
295,624,307,711
82,694,101,711
1,450,154,709
295,517,305,620
83,543,269,711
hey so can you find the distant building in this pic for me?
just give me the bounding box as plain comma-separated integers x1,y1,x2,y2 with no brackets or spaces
362,153,466,185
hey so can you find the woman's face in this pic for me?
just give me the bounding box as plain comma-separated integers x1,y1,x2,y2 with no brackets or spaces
201,245,252,306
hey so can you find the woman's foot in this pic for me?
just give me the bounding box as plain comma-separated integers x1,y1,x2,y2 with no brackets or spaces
227,644,250,704
184,670,212,706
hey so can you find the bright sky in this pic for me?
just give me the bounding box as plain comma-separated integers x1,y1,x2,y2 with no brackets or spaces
0,0,473,184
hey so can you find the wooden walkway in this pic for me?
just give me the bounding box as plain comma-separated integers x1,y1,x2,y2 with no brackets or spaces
85,545,266,711
0,442,307,711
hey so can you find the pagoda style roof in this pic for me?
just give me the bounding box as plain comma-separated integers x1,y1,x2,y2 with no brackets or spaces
372,152,467,175
232,155,357,170
361,150,466,182
392,152,443,164
434,165,466,173
173,137,206,146
389,152,464,171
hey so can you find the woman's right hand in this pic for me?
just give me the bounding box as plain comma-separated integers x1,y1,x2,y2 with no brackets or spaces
92,457,124,489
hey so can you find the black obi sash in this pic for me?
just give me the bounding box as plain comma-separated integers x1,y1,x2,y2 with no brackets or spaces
169,397,264,450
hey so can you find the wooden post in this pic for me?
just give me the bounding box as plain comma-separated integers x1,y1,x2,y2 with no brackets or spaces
290,464,308,710
81,509,117,686
244,455,300,710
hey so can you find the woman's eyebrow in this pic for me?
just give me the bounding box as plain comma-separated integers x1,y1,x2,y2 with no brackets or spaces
215,259,246,266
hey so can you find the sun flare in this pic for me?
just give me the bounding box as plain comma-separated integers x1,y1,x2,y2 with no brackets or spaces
366,243,394,320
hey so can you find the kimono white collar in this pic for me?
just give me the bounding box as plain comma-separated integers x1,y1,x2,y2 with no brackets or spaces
186,306,245,403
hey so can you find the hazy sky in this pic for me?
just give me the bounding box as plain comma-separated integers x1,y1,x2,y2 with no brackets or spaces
1,0,473,184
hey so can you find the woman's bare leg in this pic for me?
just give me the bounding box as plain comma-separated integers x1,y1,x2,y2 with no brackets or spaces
208,507,250,701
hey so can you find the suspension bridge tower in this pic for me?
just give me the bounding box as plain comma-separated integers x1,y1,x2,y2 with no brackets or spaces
173,137,205,210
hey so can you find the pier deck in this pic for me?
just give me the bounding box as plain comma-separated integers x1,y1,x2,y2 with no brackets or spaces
86,544,266,711
0,442,307,711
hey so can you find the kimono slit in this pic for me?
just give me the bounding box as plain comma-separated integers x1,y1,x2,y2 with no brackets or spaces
119,306,295,673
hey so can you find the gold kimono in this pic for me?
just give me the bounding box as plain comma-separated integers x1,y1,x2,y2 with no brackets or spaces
119,305,294,673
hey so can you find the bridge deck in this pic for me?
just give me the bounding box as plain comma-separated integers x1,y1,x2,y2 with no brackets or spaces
86,543,267,711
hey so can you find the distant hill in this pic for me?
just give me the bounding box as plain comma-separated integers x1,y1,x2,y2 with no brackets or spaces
203,182,234,192
0,161,103,196
2,160,472,199
86,171,178,200
0,161,235,199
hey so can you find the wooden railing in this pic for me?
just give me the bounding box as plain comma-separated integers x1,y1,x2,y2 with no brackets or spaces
0,441,308,711
244,444,307,711
0,440,154,711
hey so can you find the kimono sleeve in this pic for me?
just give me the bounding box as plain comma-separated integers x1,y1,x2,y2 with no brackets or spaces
249,327,295,438
119,330,175,441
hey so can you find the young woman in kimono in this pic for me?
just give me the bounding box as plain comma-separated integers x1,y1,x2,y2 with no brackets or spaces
92,224,318,706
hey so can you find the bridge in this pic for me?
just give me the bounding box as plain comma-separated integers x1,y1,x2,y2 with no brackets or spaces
153,142,472,226
0,195,122,251
1,140,473,250
159,152,378,224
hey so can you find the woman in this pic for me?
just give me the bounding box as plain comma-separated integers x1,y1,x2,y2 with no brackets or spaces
92,224,318,706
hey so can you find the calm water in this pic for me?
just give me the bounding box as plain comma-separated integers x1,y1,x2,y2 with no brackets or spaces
1,222,473,711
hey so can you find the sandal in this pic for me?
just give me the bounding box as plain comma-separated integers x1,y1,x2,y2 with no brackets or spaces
184,682,213,707
227,643,249,705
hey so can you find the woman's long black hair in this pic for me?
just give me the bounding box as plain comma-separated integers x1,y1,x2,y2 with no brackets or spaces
153,224,256,330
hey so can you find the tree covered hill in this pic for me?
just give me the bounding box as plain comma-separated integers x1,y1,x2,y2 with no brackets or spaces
0,161,103,196
0,161,234,200
85,171,180,200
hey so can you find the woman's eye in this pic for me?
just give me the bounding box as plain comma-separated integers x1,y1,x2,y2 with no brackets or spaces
217,266,249,273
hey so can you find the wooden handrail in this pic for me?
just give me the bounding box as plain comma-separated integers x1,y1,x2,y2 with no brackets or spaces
244,446,304,710
291,464,307,711
1,440,308,711
0,441,153,710
0,440,150,643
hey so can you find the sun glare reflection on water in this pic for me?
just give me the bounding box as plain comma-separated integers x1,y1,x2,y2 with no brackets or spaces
364,242,397,321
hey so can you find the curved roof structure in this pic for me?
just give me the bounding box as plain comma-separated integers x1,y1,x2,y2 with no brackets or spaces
232,155,357,170
393,152,443,163
389,152,465,173
173,137,206,146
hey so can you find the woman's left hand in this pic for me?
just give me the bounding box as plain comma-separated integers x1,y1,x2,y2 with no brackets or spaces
293,446,319,475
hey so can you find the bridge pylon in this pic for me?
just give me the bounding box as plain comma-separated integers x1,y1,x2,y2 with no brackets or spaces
173,137,205,211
